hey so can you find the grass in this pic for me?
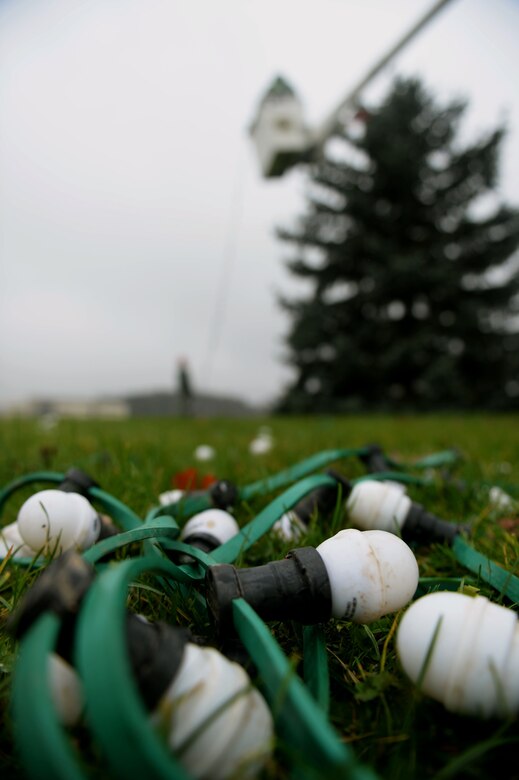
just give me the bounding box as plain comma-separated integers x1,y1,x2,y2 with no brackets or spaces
0,412,518,780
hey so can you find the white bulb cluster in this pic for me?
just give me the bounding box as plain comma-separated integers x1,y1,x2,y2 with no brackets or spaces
48,642,273,780
396,591,519,718
316,528,419,622
0,490,101,559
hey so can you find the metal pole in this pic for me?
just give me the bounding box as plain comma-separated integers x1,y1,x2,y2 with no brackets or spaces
309,0,457,150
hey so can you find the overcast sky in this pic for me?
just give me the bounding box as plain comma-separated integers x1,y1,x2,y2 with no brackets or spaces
1,0,518,410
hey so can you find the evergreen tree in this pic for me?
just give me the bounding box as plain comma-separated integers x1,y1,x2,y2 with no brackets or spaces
275,78,519,412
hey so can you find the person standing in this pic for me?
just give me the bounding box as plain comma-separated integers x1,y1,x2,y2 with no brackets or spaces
177,357,194,417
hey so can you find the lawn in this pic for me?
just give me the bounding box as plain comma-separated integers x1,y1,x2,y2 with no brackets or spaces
0,413,518,780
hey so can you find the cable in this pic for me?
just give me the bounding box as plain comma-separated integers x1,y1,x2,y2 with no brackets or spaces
200,145,247,390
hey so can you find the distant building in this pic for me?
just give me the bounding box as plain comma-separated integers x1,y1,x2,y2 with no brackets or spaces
123,390,261,418
2,398,130,419
1,390,265,419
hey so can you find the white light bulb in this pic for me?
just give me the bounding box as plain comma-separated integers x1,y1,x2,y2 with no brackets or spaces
0,521,36,560
180,509,240,546
158,489,185,506
249,434,273,455
48,653,84,727
345,481,412,533
194,445,215,461
396,591,519,717
488,486,516,510
17,490,101,555
316,528,419,622
272,511,306,542
152,643,273,780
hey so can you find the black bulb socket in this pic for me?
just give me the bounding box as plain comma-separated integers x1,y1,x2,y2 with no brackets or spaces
359,444,394,474
209,479,239,511
59,467,100,496
126,614,191,710
171,531,223,565
59,467,117,541
205,546,332,634
286,469,352,529
6,550,96,653
403,501,471,545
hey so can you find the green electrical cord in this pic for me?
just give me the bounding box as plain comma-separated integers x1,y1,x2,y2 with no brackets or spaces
146,469,519,608
452,535,519,604
6,446,519,780
151,446,463,521
2,457,517,604
211,474,338,564
352,471,431,487
232,598,379,780
0,471,64,514
239,447,371,501
0,446,465,538
302,624,330,714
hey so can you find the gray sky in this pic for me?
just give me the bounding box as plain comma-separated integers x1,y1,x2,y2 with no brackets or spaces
1,0,518,409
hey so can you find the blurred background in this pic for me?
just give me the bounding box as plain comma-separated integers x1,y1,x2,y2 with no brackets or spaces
1,0,518,417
